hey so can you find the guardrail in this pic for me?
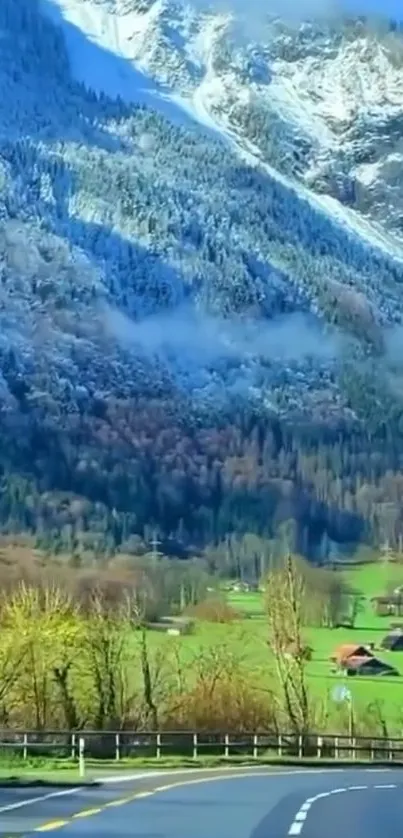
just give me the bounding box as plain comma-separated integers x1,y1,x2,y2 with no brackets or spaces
0,731,403,763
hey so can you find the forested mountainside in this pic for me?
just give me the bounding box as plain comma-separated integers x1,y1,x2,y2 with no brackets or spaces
2,0,403,562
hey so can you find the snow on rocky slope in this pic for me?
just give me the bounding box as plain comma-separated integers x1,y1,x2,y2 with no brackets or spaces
43,0,403,253
2,0,403,432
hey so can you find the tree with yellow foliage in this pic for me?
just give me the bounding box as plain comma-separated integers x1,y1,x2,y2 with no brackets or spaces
1,582,82,728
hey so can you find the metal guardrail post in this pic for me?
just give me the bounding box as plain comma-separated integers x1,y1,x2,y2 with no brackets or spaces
79,736,85,778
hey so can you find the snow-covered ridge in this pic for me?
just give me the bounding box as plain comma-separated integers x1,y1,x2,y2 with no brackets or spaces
2,0,403,430
42,0,403,254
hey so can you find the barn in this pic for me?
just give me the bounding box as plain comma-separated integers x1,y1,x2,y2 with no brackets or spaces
345,656,399,677
330,643,373,668
372,595,403,617
381,629,403,651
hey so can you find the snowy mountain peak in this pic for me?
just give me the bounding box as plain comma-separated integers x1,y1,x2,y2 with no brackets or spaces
2,0,403,437
43,0,403,248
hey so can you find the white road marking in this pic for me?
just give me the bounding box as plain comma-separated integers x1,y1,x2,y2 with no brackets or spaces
0,787,83,814
287,782,400,835
288,823,303,835
374,784,396,789
365,768,391,772
100,766,345,783
101,770,169,783
0,765,392,831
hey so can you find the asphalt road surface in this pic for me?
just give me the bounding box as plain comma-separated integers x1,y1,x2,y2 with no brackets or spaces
0,766,402,838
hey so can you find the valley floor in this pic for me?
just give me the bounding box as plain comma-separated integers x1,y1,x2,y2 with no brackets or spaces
145,562,403,731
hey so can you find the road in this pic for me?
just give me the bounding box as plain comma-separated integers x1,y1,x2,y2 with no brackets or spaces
0,766,402,838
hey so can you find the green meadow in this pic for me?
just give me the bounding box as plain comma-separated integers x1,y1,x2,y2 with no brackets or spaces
146,563,403,730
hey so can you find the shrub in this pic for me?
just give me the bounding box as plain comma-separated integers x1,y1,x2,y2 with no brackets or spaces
185,597,242,623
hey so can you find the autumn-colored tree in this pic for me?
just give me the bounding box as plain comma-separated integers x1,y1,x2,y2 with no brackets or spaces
165,642,278,732
185,596,242,623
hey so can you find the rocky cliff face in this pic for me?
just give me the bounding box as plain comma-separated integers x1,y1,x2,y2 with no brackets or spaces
45,2,403,244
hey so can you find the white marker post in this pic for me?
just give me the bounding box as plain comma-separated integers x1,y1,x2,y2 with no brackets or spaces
79,736,85,779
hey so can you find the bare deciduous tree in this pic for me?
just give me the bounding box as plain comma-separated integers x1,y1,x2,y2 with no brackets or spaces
81,587,137,729
266,555,311,735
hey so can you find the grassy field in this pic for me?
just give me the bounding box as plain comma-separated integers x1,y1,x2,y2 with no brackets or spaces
145,562,403,729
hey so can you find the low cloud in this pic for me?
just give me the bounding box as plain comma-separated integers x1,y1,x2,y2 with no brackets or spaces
384,324,403,366
198,0,403,35
104,306,339,367
223,0,403,19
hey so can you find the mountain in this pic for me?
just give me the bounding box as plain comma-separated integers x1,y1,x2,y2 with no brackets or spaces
43,1,403,247
1,0,403,559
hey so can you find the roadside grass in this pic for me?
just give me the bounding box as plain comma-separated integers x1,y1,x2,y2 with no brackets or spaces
0,753,397,783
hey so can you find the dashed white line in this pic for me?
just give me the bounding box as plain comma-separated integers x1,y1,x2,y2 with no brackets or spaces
287,783,399,835
374,783,396,789
288,823,303,836
295,811,308,821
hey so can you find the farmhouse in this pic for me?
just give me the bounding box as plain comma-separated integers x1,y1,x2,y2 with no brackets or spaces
227,580,259,593
344,655,399,677
381,629,403,651
330,643,373,668
144,616,194,635
372,594,403,617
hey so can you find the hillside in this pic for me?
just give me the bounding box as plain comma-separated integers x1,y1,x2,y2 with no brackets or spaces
43,0,403,252
1,0,403,558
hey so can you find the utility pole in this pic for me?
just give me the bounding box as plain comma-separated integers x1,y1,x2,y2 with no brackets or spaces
150,531,162,562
